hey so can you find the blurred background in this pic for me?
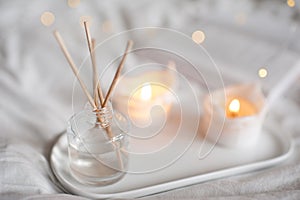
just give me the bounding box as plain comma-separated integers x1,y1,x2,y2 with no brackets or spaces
0,0,300,199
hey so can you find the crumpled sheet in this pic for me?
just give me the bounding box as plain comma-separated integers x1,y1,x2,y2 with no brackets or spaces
0,0,300,199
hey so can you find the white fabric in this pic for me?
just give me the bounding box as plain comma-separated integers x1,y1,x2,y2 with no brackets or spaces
0,0,300,199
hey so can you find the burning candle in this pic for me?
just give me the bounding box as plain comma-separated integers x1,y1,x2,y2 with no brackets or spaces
226,98,256,118
112,64,177,128
140,83,152,101
227,98,240,117
126,82,173,127
201,83,265,148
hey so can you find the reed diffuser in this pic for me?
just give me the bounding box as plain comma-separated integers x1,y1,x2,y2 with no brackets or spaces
54,22,133,185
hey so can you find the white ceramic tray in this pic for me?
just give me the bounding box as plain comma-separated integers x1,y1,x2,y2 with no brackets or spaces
50,77,294,199
50,116,293,199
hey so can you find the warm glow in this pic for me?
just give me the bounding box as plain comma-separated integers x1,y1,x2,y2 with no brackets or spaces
68,0,80,8
229,99,240,114
140,84,152,101
40,11,55,26
192,30,206,44
287,0,295,7
258,68,268,78
226,98,257,118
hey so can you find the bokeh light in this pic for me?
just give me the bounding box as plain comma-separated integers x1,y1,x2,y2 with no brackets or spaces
258,68,268,78
102,20,113,33
192,30,206,44
40,11,55,26
235,13,247,25
79,15,92,27
68,0,80,8
287,0,296,7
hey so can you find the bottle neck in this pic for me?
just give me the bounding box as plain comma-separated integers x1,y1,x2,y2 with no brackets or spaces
93,106,113,128
84,102,114,128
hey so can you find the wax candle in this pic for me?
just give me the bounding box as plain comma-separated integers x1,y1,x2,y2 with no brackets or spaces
226,98,256,118
127,82,173,127
200,83,265,148
112,64,177,128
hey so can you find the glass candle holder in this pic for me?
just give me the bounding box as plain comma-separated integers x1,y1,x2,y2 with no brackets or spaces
67,104,129,185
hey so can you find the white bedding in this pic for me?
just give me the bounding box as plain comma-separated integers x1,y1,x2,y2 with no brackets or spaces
0,0,300,199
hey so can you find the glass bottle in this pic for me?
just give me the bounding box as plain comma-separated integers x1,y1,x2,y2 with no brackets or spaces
67,103,129,185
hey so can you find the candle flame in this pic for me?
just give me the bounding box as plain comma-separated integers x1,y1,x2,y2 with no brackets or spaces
229,98,240,114
140,84,152,101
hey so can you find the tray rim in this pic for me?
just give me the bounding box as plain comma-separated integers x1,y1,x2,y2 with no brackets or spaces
50,129,294,199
